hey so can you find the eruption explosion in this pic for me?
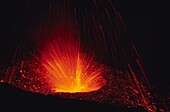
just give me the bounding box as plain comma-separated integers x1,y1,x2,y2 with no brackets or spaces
0,0,168,112
38,34,106,93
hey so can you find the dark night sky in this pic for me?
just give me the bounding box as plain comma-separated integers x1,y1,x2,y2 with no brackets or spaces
0,0,170,95
115,0,170,92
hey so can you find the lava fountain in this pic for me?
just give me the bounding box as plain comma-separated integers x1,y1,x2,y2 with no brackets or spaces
0,0,162,111
35,29,106,93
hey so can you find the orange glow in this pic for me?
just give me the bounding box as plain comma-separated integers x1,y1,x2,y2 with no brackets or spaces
39,35,106,93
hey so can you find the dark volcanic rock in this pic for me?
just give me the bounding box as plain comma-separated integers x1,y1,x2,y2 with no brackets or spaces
0,83,147,112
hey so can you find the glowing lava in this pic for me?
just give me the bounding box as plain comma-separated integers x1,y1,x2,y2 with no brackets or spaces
38,33,106,93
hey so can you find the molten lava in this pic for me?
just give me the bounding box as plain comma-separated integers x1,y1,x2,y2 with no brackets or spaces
38,36,106,93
